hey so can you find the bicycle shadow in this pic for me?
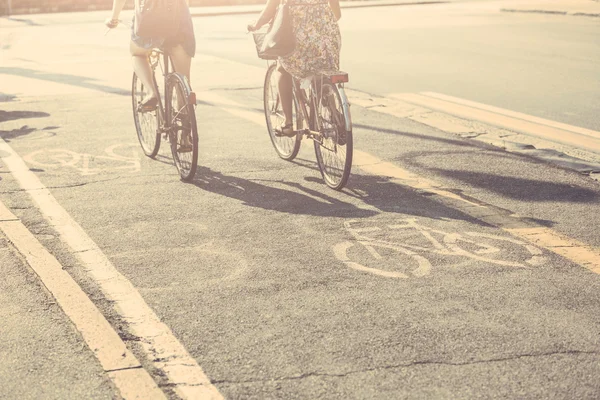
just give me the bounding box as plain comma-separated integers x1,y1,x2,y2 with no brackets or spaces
191,165,376,218
339,172,498,225
239,155,500,225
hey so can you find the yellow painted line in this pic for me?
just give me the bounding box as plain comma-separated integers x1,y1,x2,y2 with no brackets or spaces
0,139,224,400
390,92,600,154
199,90,600,275
0,202,166,400
421,91,600,139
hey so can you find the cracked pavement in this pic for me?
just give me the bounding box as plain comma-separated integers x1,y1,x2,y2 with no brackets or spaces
1,1,600,399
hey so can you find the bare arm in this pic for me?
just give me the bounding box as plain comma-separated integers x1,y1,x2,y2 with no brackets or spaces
328,0,341,21
248,0,279,31
110,0,128,20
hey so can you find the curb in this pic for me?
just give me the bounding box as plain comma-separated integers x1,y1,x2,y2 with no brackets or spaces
501,8,600,17
190,0,447,17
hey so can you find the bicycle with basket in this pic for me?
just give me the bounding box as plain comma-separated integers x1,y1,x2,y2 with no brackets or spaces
251,19,353,191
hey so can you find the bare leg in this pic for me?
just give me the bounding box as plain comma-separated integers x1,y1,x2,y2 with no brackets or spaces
169,44,192,83
168,45,193,149
130,41,157,100
276,63,293,127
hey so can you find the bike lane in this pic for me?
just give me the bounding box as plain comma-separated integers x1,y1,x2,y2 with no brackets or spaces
2,20,600,400
2,80,600,398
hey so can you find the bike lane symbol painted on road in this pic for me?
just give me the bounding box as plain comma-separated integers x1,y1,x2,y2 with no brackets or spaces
333,219,547,279
23,143,141,176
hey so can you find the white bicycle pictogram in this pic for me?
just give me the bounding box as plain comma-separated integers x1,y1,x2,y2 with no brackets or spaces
23,143,141,176
333,218,546,279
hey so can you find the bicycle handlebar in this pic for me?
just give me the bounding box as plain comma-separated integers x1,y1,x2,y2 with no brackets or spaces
104,19,132,36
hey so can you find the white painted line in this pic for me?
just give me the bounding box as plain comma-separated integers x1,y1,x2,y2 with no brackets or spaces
198,90,600,276
420,92,600,139
0,202,165,400
390,92,600,154
0,139,224,400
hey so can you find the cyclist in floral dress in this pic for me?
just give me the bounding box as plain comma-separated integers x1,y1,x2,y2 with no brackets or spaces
249,0,342,136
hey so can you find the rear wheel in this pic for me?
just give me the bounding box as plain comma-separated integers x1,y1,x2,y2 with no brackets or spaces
166,73,198,182
263,63,301,161
132,72,160,158
314,82,353,190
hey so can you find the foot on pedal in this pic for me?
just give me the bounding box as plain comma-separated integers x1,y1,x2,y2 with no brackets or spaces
274,123,295,137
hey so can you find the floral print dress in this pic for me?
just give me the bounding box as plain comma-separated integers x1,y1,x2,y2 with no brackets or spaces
280,0,341,79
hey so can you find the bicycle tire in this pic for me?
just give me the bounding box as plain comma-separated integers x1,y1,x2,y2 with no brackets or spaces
166,73,198,182
314,82,353,190
132,72,161,158
263,63,301,161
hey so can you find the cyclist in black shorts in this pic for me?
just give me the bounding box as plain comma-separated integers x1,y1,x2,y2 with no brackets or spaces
105,0,196,110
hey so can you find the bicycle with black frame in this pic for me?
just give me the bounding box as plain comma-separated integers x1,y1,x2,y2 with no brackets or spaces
132,48,199,181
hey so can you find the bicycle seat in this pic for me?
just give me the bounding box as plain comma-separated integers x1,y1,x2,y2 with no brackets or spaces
320,70,349,84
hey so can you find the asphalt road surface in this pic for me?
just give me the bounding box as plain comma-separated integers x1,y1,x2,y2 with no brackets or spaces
1,1,600,399
195,1,600,131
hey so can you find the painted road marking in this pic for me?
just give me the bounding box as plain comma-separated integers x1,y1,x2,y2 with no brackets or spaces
390,92,600,154
334,218,546,278
0,139,224,400
0,201,165,400
198,90,600,276
420,92,600,140
23,143,141,176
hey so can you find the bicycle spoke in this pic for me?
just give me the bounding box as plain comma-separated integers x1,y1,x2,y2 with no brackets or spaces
263,63,301,160
132,73,160,157
167,73,198,181
314,82,352,190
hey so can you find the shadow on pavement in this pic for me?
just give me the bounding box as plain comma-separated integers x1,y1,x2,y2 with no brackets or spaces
192,163,498,225
197,99,263,115
0,109,55,142
192,165,376,217
0,110,49,123
342,173,492,225
0,126,38,141
0,67,129,96
425,167,599,203
0,93,17,102
355,124,599,204
353,123,479,149
5,17,42,27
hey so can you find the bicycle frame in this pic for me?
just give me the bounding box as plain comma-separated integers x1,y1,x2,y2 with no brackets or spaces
292,76,323,140
290,74,352,144
148,49,171,134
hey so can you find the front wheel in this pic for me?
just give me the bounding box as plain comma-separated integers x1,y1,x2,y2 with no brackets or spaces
263,63,301,161
132,72,160,158
314,82,353,190
166,73,198,182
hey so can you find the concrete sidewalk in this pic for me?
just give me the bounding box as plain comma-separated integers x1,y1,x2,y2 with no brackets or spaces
500,0,600,17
